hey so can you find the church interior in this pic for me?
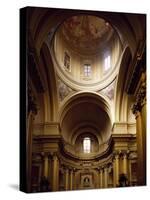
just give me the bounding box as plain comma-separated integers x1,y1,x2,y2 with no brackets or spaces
24,7,146,192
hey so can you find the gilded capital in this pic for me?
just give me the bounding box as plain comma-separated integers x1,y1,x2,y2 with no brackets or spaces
113,151,119,160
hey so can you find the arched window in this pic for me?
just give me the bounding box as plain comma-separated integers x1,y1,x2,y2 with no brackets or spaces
83,137,91,153
84,64,91,77
104,55,111,71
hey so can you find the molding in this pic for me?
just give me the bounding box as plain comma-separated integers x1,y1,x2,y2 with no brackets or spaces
33,122,61,135
50,38,121,91
59,136,113,162
112,133,136,139
112,122,136,134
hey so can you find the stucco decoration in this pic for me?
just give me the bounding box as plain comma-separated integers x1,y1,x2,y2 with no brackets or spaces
58,78,73,102
99,79,116,100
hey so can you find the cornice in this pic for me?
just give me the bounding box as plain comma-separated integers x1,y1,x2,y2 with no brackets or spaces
112,133,136,140
33,134,61,144
59,136,113,162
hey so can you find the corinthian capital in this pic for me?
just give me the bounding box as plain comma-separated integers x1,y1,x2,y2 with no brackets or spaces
132,79,146,115
132,102,142,115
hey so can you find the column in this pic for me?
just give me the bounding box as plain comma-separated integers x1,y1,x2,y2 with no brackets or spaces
26,111,34,192
43,154,49,178
73,168,76,190
52,153,59,191
113,153,119,187
70,169,73,190
113,158,115,187
104,167,108,188
132,77,146,185
64,168,69,190
128,159,132,186
141,99,146,185
26,87,38,192
122,153,128,175
99,168,103,188
135,111,145,185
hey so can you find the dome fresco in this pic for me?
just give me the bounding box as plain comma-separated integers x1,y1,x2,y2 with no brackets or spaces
61,15,114,54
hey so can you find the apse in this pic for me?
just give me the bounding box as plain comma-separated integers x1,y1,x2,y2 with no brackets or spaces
60,94,112,157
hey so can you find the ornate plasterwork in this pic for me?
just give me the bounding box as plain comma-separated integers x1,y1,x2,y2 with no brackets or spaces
28,84,38,115
57,78,73,102
98,79,116,101
132,77,146,115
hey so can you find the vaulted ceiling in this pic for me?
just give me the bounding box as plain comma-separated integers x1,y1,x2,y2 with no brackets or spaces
60,15,114,54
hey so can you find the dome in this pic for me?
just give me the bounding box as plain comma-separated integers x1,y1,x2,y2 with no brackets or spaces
52,15,122,90
60,15,114,55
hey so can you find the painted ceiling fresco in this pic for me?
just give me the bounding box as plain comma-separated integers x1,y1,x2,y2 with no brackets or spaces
100,78,116,100
61,15,114,54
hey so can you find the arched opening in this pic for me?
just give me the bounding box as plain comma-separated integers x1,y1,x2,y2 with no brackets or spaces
59,92,112,158
83,137,91,153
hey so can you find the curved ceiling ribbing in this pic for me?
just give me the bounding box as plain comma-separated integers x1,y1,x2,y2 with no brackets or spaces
59,93,111,144
29,8,145,57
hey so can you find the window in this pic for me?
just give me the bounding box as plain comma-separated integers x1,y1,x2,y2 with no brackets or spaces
104,55,111,71
83,137,91,153
84,64,91,77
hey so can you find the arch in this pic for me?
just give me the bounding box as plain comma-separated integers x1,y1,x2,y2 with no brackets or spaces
59,91,112,144
75,132,99,154
58,91,112,127
40,42,59,121
114,46,132,122
71,122,103,145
